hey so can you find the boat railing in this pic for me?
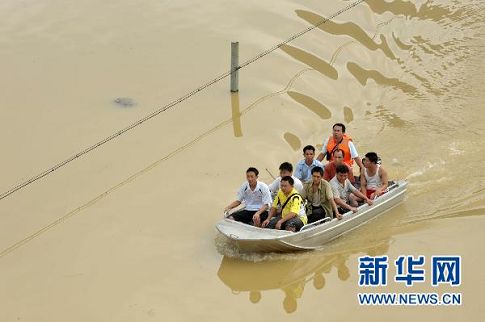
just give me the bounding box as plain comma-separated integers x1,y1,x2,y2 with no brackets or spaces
300,180,402,232
300,217,332,231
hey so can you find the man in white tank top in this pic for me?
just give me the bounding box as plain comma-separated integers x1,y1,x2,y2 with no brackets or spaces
360,152,389,199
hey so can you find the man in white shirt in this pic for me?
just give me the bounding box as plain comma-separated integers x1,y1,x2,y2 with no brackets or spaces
268,162,303,197
224,167,272,226
330,164,372,213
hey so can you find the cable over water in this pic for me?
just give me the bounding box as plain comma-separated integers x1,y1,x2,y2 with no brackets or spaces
0,0,366,202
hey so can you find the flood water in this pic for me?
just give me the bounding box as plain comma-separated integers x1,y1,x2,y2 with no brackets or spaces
1,0,484,321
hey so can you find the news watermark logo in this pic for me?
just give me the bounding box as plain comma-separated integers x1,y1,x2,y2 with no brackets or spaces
357,255,462,306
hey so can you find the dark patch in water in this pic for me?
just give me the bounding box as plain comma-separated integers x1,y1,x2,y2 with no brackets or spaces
114,97,136,108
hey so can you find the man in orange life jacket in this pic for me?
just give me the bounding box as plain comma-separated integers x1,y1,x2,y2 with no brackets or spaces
316,123,364,174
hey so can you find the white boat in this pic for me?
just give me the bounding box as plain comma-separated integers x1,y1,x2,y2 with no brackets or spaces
216,180,407,252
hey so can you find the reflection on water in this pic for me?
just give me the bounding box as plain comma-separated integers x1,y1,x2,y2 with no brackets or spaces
412,35,445,57
217,241,390,314
296,9,396,61
347,61,420,96
287,91,332,119
231,92,242,137
280,44,338,80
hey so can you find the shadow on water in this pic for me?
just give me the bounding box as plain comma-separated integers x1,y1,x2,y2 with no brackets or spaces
344,106,354,123
347,61,420,97
392,32,413,51
287,91,332,119
280,44,338,80
216,240,390,314
365,104,412,129
283,132,301,151
296,9,396,61
364,0,466,23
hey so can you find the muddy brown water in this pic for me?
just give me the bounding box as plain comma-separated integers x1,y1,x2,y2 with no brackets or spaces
1,0,484,321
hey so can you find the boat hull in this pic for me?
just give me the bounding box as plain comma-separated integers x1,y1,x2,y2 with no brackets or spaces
216,180,407,252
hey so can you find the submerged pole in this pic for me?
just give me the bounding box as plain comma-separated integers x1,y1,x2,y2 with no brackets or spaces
230,42,239,92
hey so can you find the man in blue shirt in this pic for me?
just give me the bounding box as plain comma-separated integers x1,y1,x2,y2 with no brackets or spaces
295,145,323,183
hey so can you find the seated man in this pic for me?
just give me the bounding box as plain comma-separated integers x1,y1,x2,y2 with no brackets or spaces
330,165,373,213
323,149,355,183
268,162,304,198
361,152,389,199
316,123,364,173
301,166,342,222
262,176,307,232
224,167,272,227
294,145,323,183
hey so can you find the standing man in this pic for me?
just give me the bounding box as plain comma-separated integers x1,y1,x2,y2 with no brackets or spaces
268,162,304,197
301,167,342,222
323,149,355,183
361,152,389,199
330,165,373,213
224,167,272,227
295,145,323,183
317,123,364,173
262,176,307,232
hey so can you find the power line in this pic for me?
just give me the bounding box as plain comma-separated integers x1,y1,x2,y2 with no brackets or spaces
0,0,366,201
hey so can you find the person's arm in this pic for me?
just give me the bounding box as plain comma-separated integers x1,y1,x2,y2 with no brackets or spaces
375,167,389,196
360,171,367,196
226,183,246,214
317,138,329,162
252,204,268,227
347,165,356,183
276,211,297,229
352,187,373,206
262,206,276,227
349,141,363,174
334,197,357,213
330,198,342,219
354,156,364,174
316,152,325,162
262,190,279,227
326,182,344,219
224,200,241,213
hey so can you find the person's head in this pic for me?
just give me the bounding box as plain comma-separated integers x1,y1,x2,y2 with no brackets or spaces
279,162,293,177
333,149,345,165
311,166,324,184
335,164,349,183
365,152,379,164
364,152,379,169
280,176,295,194
303,145,316,163
246,167,259,185
332,123,346,140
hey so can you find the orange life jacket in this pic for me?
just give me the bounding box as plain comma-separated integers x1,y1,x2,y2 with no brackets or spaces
326,134,354,166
